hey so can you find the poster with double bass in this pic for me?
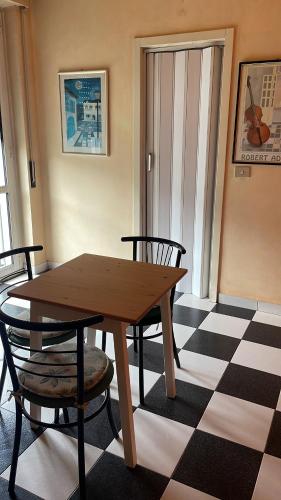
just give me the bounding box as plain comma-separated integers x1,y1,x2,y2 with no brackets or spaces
233,60,281,165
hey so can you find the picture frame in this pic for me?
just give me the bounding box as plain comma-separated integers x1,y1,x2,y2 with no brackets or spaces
58,70,108,155
233,60,281,165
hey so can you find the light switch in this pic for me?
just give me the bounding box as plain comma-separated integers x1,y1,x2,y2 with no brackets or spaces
235,166,251,178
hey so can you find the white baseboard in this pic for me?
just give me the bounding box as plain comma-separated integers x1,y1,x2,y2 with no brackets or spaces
32,261,60,274
47,261,61,269
258,301,281,316
218,293,257,310
32,261,49,275
218,293,281,316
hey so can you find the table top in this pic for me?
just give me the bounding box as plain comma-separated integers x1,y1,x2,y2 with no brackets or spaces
8,253,187,324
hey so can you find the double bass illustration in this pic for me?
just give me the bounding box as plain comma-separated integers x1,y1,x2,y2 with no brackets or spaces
245,76,270,147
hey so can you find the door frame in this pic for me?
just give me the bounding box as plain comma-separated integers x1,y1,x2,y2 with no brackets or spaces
133,28,234,301
0,14,23,276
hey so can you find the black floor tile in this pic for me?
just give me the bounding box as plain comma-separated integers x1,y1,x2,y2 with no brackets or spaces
174,291,184,302
0,477,42,500
59,396,123,450
183,329,240,361
172,305,209,328
142,376,213,427
212,303,255,320
127,340,165,374
216,363,281,408
69,452,169,500
0,408,43,474
173,430,263,500
265,411,281,459
243,321,281,349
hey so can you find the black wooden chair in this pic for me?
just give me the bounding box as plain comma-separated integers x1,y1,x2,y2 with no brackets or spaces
0,246,76,408
0,304,118,499
102,236,186,404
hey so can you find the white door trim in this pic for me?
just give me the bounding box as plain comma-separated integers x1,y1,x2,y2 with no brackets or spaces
192,47,215,298
0,14,23,276
133,28,234,301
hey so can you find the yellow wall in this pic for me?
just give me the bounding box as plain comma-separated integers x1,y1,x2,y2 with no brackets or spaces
0,0,29,7
29,0,281,303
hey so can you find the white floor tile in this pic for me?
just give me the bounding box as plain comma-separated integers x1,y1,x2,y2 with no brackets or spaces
198,392,274,452
2,397,58,424
175,350,228,390
86,329,133,360
6,273,29,285
231,340,281,377
161,480,218,500
95,330,115,359
6,297,30,309
175,294,215,312
144,322,195,348
252,454,281,500
107,408,194,477
199,312,250,339
110,363,161,406
253,311,281,327
1,428,103,500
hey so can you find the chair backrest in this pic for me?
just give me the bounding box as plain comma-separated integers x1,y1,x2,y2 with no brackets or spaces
0,245,43,282
121,236,186,305
0,245,43,302
0,304,103,422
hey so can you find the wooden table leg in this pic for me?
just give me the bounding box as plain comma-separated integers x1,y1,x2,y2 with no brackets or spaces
113,321,137,468
160,291,176,398
30,301,42,428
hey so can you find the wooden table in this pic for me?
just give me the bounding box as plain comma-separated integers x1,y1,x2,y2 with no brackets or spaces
8,253,186,468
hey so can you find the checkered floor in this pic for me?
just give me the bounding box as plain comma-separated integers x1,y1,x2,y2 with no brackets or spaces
0,293,281,499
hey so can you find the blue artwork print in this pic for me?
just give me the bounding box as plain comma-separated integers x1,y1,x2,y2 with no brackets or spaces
61,74,106,154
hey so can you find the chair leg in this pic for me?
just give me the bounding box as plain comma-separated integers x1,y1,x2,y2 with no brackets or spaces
102,331,107,352
54,408,60,424
138,326,145,405
8,402,22,495
106,390,118,439
133,325,138,353
0,355,7,402
63,408,70,424
77,408,86,500
172,326,181,368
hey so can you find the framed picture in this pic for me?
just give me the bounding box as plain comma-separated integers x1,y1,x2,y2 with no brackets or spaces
58,70,108,155
233,60,281,165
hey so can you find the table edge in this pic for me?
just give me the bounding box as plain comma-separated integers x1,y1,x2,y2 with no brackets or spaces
8,268,187,324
